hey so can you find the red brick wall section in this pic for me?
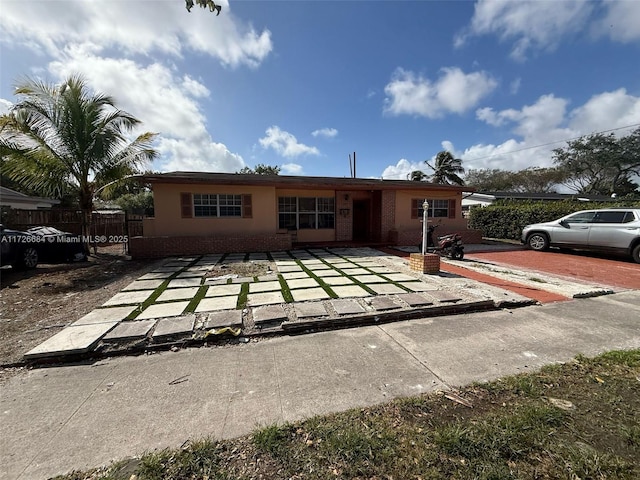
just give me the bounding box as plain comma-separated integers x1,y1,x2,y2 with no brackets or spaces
409,253,440,273
129,234,292,259
381,190,396,243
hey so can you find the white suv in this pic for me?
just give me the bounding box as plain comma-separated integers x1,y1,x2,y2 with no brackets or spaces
521,208,640,263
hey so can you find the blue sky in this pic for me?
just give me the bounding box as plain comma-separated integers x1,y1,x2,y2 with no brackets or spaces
1,0,640,181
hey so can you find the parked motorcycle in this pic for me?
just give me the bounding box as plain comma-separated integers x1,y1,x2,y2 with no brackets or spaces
419,224,465,260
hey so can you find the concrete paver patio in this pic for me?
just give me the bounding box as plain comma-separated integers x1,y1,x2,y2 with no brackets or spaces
23,246,535,361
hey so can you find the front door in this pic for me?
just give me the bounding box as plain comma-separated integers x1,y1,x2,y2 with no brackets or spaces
352,199,370,241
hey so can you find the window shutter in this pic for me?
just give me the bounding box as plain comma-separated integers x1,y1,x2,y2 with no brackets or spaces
448,199,456,219
242,194,253,218
180,193,192,218
411,199,419,219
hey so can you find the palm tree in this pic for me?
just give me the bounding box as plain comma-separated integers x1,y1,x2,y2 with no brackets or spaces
426,150,465,185
0,75,157,241
408,170,427,181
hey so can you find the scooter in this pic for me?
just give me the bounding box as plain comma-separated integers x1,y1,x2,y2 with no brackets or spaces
419,224,465,260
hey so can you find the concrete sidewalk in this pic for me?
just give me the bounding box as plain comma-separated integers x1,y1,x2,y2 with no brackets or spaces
2,290,639,480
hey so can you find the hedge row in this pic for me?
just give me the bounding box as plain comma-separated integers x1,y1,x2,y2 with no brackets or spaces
468,200,640,241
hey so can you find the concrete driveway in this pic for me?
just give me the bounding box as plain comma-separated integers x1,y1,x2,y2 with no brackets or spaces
466,248,640,290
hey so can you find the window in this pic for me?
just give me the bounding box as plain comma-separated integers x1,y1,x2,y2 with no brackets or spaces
192,194,243,218
565,211,595,224
278,196,335,229
594,211,633,224
411,199,455,219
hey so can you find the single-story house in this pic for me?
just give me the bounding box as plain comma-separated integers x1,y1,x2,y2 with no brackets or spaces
0,186,60,210
130,172,481,258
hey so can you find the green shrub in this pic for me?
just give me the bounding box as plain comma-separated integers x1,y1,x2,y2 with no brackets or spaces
468,200,640,241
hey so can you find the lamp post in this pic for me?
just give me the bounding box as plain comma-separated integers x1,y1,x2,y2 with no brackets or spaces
421,199,429,255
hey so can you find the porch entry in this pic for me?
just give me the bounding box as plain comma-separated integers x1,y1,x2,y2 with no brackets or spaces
351,191,382,242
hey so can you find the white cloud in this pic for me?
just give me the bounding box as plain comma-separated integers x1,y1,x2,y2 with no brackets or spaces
381,159,428,180
509,77,521,95
47,52,245,173
311,127,338,138
594,0,640,43
0,98,13,115
0,0,272,68
381,88,640,178
383,67,497,118
456,0,593,61
281,163,304,175
259,126,320,158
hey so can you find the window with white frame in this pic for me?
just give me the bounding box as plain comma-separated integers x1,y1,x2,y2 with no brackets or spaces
194,194,242,217
411,198,452,218
278,196,335,229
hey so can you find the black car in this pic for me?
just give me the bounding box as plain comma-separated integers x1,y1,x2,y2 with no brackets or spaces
0,225,40,269
1,225,87,269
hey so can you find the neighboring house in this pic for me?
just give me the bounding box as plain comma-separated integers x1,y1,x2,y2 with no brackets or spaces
130,172,480,258
0,186,60,210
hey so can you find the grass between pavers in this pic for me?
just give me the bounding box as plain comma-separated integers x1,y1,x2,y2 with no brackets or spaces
293,257,339,299
125,256,204,320
236,282,249,310
54,349,640,480
277,274,294,303
184,285,209,313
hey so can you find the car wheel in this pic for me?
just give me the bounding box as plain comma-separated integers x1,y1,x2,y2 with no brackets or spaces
632,244,640,264
527,233,549,251
13,247,39,269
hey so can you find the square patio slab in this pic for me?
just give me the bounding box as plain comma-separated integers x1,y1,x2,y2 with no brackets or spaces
281,271,310,280
423,290,463,303
367,266,398,274
71,305,138,326
286,278,319,289
397,281,434,292
291,288,330,301
151,266,184,273
204,310,243,329
155,287,201,302
247,291,285,306
249,281,282,293
331,298,367,315
24,322,118,359
138,271,174,280
383,273,419,282
300,259,324,265
312,269,342,277
175,271,205,278
397,293,434,307
330,285,371,298
205,284,242,297
195,296,238,312
103,291,152,307
167,278,202,288
223,254,246,262
152,315,196,338
248,253,269,260
322,276,355,286
352,274,386,284
276,265,303,273
253,304,287,325
257,274,279,282
366,284,407,295
332,262,356,269
294,302,328,318
122,279,165,291
341,268,370,276
103,319,157,340
369,296,401,311
353,261,382,268
231,276,254,284
137,301,189,320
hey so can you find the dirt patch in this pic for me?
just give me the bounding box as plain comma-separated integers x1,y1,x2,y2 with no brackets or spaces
0,246,157,381
204,260,273,279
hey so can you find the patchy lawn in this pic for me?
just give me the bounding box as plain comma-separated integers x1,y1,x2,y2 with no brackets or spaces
0,246,156,376
55,349,640,479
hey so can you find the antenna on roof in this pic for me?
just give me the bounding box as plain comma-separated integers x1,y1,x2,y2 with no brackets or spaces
348,151,356,178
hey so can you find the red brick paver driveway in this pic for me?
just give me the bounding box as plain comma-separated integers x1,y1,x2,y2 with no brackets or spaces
466,250,640,290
